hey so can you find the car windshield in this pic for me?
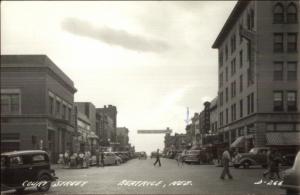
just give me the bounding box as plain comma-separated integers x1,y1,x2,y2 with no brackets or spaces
188,150,200,155
1,156,6,168
249,148,258,154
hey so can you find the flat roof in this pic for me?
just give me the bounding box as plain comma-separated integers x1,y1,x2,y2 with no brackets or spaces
212,0,251,49
1,55,77,92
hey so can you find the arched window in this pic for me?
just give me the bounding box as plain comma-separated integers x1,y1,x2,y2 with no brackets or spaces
287,3,298,23
273,3,284,23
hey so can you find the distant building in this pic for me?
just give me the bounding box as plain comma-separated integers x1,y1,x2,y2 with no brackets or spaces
212,0,300,152
116,127,129,151
97,105,117,142
75,102,99,154
1,55,77,162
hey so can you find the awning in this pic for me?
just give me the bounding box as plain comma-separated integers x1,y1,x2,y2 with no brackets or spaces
230,136,245,148
88,132,99,139
266,132,300,146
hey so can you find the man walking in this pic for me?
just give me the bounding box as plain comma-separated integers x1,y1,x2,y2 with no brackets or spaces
220,146,233,180
100,150,105,167
153,149,161,167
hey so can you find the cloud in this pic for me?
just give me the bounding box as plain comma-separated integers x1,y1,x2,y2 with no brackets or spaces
61,17,169,53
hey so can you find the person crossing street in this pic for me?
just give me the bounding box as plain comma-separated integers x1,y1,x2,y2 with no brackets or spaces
153,149,161,167
220,146,233,180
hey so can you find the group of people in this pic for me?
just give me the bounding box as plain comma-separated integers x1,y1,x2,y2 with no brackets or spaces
219,147,282,180
58,150,106,168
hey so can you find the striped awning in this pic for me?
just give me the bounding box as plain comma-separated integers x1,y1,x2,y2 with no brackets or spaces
230,136,245,148
266,132,300,146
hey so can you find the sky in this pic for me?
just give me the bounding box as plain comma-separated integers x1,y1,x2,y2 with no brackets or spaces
1,1,237,154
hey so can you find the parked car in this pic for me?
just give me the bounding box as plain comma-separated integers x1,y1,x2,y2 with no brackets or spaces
103,152,122,166
184,150,208,164
281,151,300,195
233,147,269,169
1,150,58,193
139,152,147,159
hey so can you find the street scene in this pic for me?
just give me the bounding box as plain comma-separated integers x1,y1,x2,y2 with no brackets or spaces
1,0,300,195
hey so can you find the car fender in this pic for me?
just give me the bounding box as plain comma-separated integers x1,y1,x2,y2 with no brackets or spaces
239,158,256,165
37,170,57,181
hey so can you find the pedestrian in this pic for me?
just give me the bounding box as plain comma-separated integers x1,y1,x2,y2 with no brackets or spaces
177,152,184,167
100,151,105,167
270,150,281,179
220,146,233,180
153,149,161,167
263,148,275,179
96,150,100,167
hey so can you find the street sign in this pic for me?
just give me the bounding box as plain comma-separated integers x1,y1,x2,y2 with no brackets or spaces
137,129,172,134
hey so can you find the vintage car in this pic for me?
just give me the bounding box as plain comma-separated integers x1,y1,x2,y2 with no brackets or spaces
281,151,300,195
233,147,269,169
184,150,208,164
103,152,122,166
1,150,58,193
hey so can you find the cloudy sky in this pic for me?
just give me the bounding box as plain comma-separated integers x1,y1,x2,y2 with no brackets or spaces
1,1,237,154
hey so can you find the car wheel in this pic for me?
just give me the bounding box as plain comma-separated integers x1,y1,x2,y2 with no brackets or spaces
242,161,251,169
37,174,52,192
115,160,120,166
15,187,25,193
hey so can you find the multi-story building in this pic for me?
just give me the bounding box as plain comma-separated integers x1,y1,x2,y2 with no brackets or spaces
212,0,299,152
1,55,77,162
96,109,115,150
116,127,129,151
75,102,99,154
97,105,117,142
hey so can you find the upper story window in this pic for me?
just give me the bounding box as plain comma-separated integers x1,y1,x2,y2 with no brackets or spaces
56,100,61,116
239,74,243,92
220,91,224,106
231,33,236,54
287,3,298,24
49,96,54,115
225,87,229,102
225,67,228,82
1,93,20,114
225,44,228,61
274,61,284,80
273,3,284,24
273,91,284,111
287,61,297,80
274,33,284,52
287,91,297,111
231,58,236,76
219,72,224,87
239,50,243,67
219,50,223,67
287,33,298,52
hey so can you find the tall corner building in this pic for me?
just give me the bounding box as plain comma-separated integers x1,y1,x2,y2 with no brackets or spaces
212,0,299,152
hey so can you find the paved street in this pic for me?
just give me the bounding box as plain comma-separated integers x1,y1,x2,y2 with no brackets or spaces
5,158,286,195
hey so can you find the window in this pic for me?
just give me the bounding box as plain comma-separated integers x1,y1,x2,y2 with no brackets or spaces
247,42,251,61
226,108,228,124
225,87,228,102
220,112,224,127
287,33,298,52
62,104,66,119
287,3,298,24
32,154,46,162
219,50,223,67
10,156,23,166
1,94,20,114
219,73,223,87
273,3,284,23
240,99,243,118
231,58,236,76
239,24,243,43
68,107,72,121
287,61,297,80
274,91,284,111
56,100,60,115
225,44,228,61
287,91,297,111
247,12,251,30
49,96,54,115
274,61,284,80
247,93,254,114
225,67,228,81
231,33,236,53
239,50,243,67
231,104,236,121
239,74,243,92
220,92,224,106
231,81,236,98
274,33,284,52
250,9,255,29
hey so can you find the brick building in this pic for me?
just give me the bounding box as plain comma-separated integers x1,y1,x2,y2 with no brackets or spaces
1,55,77,162
212,0,299,152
